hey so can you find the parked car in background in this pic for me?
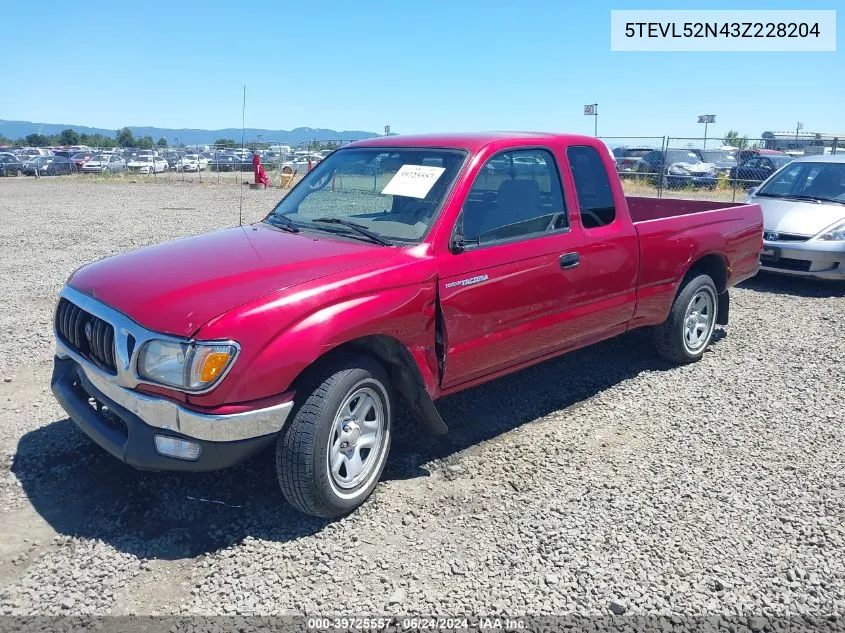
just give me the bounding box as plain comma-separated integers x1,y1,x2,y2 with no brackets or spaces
736,148,788,164
281,154,322,173
730,153,794,186
162,151,184,170
612,146,653,173
24,155,75,176
81,154,127,173
693,149,737,175
71,152,97,171
175,154,209,172
0,154,25,176
748,155,845,280
50,132,763,519
634,148,718,188
210,154,239,172
18,148,53,159
127,155,168,174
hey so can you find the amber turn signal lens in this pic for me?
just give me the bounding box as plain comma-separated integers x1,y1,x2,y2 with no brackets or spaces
199,351,232,383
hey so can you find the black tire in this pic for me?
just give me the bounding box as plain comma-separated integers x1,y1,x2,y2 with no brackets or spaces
17,169,22,177
277,356,392,518
653,274,719,364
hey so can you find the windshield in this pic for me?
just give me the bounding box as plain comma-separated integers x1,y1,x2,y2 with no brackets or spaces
699,150,736,163
666,150,702,164
72,153,89,159
267,147,467,244
757,161,845,203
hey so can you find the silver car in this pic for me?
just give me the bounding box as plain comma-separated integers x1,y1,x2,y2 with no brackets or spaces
748,155,845,280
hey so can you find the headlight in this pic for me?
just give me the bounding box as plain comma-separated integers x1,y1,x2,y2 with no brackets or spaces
137,340,238,391
668,165,687,175
818,222,845,241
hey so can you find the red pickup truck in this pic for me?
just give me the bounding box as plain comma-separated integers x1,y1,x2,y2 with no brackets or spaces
52,133,762,518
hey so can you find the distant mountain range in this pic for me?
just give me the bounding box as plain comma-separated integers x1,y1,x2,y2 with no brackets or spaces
0,119,379,145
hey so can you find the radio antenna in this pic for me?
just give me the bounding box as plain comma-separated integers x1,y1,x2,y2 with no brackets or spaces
239,85,246,227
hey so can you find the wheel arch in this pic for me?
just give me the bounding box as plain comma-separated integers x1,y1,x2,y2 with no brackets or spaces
681,253,729,325
293,334,448,436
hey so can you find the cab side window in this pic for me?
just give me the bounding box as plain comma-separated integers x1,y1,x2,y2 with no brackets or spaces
461,149,566,245
567,145,616,229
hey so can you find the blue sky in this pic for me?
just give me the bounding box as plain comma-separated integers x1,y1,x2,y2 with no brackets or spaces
1,0,842,140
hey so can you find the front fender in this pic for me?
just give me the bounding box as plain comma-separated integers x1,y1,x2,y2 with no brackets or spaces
187,280,439,407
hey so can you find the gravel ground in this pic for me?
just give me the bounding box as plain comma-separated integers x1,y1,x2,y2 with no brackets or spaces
0,177,843,625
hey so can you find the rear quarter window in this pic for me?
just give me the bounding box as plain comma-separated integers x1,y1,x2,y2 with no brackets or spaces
566,146,616,229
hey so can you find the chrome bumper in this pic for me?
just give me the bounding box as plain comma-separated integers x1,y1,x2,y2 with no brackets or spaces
63,353,292,441
54,286,293,442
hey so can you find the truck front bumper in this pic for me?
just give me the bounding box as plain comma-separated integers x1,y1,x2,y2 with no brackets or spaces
51,356,293,471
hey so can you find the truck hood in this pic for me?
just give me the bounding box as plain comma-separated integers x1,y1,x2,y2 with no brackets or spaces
68,224,398,337
754,196,845,236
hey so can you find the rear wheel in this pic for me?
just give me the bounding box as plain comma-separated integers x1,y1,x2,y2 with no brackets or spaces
277,356,392,518
653,274,718,364
16,169,22,177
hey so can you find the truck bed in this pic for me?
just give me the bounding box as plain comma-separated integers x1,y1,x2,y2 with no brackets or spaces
626,196,764,329
626,196,751,223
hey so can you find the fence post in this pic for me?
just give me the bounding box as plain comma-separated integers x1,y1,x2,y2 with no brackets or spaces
657,136,668,198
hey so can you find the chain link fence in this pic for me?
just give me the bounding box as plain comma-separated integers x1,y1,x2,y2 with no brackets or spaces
10,132,843,205
601,135,841,202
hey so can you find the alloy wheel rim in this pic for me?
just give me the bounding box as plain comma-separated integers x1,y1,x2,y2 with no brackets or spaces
326,383,387,494
683,288,716,353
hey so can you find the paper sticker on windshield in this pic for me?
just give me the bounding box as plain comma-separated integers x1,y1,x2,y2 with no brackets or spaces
381,165,446,199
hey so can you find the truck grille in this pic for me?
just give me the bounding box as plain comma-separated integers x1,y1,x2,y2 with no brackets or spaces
55,298,117,373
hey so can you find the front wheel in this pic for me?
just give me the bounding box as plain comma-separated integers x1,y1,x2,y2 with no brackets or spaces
653,274,718,364
277,356,392,518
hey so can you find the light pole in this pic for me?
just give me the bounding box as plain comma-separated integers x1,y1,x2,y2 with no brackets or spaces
584,104,598,136
698,115,715,149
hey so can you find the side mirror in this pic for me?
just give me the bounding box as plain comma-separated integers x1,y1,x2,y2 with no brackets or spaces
746,186,758,197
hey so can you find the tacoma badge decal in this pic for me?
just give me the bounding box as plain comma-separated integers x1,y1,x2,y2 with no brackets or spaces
444,275,489,289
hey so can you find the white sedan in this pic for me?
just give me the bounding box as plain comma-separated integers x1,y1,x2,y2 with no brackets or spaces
175,154,209,172
127,156,168,174
281,154,322,173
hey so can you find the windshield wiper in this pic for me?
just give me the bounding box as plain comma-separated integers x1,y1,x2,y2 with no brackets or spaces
784,194,845,205
265,214,300,233
312,218,392,246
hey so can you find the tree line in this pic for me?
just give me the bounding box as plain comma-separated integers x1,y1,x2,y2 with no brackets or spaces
0,127,169,149
1,128,345,152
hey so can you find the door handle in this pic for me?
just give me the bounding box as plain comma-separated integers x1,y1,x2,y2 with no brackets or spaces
559,253,580,269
